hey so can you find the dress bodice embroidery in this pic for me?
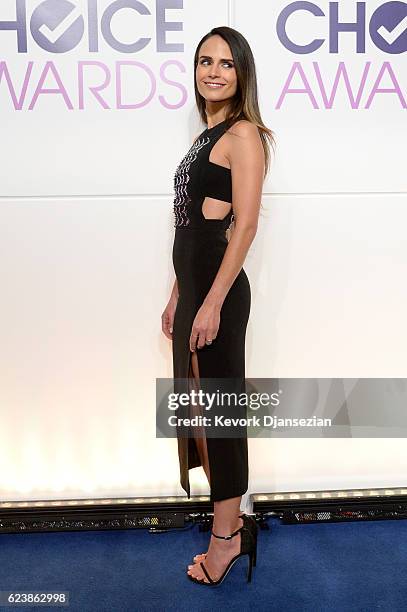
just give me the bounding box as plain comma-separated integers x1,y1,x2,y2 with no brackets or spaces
173,120,233,229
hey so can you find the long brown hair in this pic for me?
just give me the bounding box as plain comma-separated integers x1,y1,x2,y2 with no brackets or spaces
193,26,276,178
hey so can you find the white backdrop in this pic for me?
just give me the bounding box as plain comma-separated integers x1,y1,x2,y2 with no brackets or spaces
0,0,406,503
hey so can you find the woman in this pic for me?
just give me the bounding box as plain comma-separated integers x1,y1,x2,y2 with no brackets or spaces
162,26,274,585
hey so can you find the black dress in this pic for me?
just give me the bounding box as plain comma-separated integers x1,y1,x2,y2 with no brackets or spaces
172,118,251,502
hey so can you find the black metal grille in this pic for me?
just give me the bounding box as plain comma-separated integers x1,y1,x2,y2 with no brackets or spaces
0,511,184,534
277,503,407,524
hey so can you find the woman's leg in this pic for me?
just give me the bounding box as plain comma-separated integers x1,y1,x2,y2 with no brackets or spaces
187,496,244,582
187,351,244,582
189,351,211,484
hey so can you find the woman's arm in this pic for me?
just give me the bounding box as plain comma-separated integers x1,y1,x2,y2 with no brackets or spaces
162,278,179,339
189,121,265,351
205,120,264,306
171,278,179,300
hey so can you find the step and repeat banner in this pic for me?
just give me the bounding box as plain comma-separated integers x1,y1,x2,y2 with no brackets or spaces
0,1,406,501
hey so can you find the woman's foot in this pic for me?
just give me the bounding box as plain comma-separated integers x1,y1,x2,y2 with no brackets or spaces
192,514,245,564
187,516,243,583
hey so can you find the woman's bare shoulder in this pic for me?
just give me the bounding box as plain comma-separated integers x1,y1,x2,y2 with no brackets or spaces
226,119,264,168
228,119,259,138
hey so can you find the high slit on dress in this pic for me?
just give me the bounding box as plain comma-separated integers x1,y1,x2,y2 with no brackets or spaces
171,118,251,502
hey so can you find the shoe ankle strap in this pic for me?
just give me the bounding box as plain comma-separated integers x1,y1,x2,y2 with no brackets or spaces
211,526,242,540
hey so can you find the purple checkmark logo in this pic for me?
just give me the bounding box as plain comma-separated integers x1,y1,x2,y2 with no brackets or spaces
31,0,84,53
370,1,407,54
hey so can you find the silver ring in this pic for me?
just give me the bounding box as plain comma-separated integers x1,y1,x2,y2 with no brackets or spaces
206,340,212,345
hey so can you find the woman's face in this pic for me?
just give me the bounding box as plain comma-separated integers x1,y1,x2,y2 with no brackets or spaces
196,35,238,103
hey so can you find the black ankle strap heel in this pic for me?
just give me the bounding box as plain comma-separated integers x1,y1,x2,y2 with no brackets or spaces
191,514,258,568
187,524,255,586
240,513,258,567
211,526,242,540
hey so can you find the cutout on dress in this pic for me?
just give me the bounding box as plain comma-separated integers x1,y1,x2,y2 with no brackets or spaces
188,351,210,481
188,351,204,430
202,196,232,220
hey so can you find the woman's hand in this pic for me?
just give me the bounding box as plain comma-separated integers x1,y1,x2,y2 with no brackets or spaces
190,301,221,352
161,293,178,340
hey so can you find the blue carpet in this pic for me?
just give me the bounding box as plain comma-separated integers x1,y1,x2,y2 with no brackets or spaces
0,517,406,611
